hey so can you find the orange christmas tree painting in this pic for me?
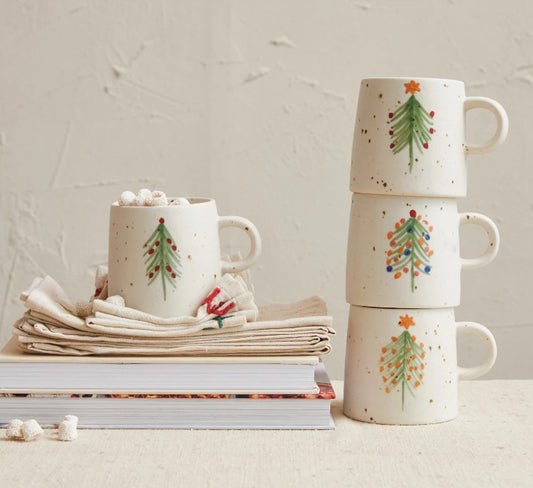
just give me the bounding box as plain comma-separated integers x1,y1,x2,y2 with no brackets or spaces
379,314,427,410
388,80,435,172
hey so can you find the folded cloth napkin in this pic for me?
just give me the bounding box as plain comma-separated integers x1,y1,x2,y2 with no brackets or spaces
14,298,334,356
21,272,256,332
12,267,335,356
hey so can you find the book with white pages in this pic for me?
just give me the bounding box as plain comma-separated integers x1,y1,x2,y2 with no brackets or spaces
0,362,335,430
0,338,319,394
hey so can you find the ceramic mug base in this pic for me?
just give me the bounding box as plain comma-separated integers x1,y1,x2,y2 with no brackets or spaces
342,404,458,425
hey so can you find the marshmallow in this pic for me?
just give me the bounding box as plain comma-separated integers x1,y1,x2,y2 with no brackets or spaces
58,419,78,441
135,195,146,206
136,188,153,206
21,419,43,441
63,415,78,427
150,190,168,206
119,191,136,206
6,418,23,439
170,197,190,206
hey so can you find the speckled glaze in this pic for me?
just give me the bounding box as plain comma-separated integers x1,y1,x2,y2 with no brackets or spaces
346,193,500,308
343,306,497,425
350,77,508,197
108,198,261,317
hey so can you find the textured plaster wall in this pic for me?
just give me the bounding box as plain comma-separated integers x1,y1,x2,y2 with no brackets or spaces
1,0,532,379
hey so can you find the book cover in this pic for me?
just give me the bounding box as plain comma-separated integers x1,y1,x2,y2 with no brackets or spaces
0,337,320,394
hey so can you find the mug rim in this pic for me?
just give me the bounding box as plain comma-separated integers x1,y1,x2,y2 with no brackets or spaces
351,193,457,204
111,197,214,207
360,76,464,86
349,304,456,313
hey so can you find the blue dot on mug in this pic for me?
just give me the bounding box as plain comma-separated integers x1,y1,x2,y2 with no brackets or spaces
425,234,430,240
424,265,431,273
404,249,411,256
386,265,393,272
406,226,413,233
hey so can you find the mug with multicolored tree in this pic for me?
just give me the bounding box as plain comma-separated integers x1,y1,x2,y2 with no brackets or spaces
343,305,497,424
345,193,500,308
349,77,508,197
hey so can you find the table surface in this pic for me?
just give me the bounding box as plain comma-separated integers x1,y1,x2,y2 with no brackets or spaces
1,380,532,488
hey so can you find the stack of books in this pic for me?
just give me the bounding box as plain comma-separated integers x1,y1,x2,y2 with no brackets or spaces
0,339,335,429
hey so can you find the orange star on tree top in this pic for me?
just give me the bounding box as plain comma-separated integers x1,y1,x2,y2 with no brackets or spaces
404,80,421,95
398,314,416,329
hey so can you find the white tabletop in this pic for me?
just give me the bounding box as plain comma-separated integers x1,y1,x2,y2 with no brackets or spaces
1,380,532,487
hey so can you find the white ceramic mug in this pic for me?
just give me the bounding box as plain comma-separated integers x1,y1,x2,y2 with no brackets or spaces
346,193,499,308
343,305,497,425
350,77,508,197
108,198,261,317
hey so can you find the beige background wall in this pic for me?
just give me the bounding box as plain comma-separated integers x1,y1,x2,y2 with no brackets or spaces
1,0,531,379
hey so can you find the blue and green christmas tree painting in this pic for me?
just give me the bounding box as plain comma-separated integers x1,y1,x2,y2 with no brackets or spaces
385,209,433,292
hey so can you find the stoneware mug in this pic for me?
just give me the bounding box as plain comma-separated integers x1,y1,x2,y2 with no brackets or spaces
346,193,500,308
350,77,508,197
108,198,261,317
343,305,497,425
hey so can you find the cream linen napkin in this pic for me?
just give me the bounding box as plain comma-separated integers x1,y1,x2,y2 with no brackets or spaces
12,268,335,356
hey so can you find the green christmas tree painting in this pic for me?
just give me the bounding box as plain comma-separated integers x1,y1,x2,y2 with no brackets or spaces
143,217,181,300
385,209,434,292
388,80,435,172
379,314,427,410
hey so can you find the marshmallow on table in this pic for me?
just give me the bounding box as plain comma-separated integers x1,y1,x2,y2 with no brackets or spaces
21,419,43,441
6,419,23,439
63,415,78,426
58,415,78,441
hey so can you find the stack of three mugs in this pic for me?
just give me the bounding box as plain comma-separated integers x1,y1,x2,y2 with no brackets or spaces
343,77,509,425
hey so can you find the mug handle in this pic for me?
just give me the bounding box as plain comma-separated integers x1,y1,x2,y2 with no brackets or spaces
457,321,497,380
459,212,500,270
218,216,262,273
464,96,509,154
